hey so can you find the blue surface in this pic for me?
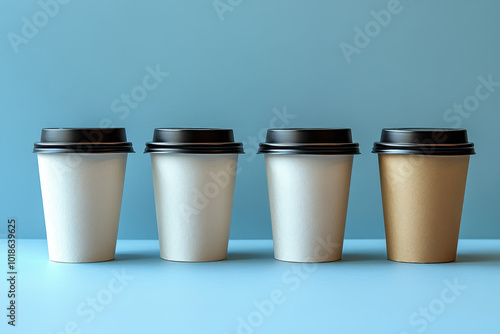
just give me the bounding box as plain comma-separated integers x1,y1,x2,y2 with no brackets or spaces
1,239,499,333
1,0,500,239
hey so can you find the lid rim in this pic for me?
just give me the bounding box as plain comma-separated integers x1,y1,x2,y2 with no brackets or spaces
144,144,244,154
144,149,244,154
145,142,242,147
144,147,244,154
259,150,360,155
34,149,134,154
373,151,475,155
258,143,360,155
258,142,360,147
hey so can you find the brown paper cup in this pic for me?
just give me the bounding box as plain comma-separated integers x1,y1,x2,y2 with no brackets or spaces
379,154,470,263
373,128,475,263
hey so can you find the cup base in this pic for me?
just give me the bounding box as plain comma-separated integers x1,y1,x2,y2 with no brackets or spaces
49,257,115,264
160,256,227,263
274,256,341,263
387,257,456,264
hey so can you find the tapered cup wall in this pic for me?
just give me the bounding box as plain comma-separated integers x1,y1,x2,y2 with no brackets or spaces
38,153,127,263
379,155,470,263
151,154,238,262
265,155,354,262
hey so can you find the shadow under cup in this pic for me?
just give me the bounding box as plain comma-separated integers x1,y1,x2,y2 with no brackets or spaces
373,128,475,263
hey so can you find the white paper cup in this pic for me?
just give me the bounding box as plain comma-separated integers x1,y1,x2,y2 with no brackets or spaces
38,154,127,262
265,155,354,262
145,128,244,262
151,154,238,261
34,128,134,263
259,128,360,263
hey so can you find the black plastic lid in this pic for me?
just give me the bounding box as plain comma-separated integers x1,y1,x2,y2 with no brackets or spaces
257,128,360,155
372,128,475,155
33,128,135,154
144,128,244,154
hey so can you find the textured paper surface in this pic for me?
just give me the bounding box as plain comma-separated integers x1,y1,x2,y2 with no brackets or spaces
265,155,354,262
151,154,238,262
379,154,470,263
37,153,127,263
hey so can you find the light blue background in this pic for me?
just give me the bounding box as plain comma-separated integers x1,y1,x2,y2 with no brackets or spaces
4,239,500,334
1,0,499,239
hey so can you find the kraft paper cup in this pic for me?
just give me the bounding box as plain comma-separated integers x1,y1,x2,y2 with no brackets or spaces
258,128,360,263
373,128,475,263
145,128,244,262
34,128,134,263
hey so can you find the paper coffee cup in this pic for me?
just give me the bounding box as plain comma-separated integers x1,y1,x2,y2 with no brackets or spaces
373,128,475,263
258,128,360,262
145,128,244,262
34,128,134,263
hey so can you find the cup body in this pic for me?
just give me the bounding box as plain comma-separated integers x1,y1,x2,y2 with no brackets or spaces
379,154,470,263
151,153,238,262
265,154,354,262
37,153,127,262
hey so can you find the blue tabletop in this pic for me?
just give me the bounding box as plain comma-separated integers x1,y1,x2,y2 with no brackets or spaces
2,239,499,334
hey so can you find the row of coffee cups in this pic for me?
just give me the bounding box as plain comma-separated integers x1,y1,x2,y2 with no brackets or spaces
34,127,475,264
